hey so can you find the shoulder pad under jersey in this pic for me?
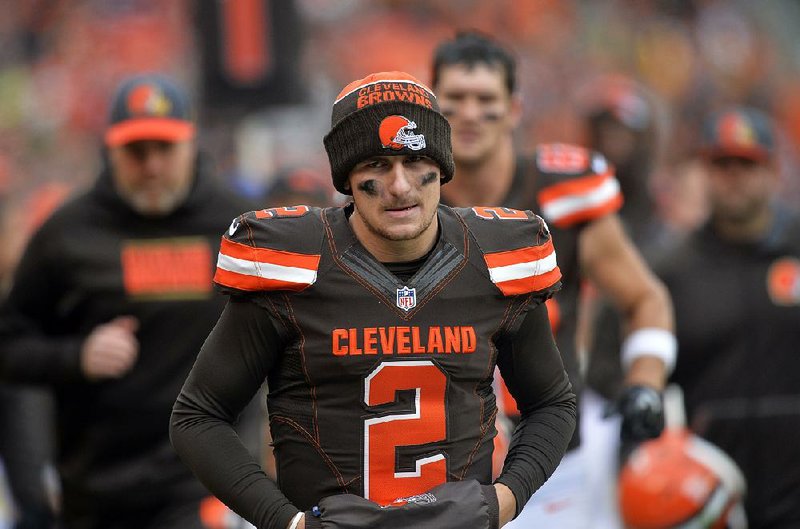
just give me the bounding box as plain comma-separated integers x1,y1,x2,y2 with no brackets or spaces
455,206,561,297
214,205,324,294
534,143,623,228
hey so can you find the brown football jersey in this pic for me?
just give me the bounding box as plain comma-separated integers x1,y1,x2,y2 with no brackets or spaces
213,204,560,508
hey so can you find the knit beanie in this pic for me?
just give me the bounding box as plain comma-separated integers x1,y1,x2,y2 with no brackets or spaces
323,71,454,195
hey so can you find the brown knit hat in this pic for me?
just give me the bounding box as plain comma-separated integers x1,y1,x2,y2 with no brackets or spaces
323,71,454,195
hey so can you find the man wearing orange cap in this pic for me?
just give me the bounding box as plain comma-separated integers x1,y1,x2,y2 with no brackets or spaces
171,71,577,529
0,74,253,528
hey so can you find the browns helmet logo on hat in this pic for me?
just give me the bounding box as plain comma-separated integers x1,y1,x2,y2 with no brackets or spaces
126,84,173,117
701,106,775,162
323,71,454,195
717,112,758,149
379,115,426,151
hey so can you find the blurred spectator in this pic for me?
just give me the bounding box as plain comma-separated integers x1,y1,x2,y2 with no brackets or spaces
0,74,254,529
657,106,800,528
0,179,72,529
431,30,674,529
573,74,675,529
262,167,332,208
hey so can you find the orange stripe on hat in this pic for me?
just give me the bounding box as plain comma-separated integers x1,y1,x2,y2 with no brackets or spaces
105,118,195,146
333,71,434,103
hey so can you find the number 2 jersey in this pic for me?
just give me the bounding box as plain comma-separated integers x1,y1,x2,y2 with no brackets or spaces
171,203,577,529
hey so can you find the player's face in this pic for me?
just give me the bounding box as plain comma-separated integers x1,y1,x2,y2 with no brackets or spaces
348,155,440,255
435,63,519,167
109,139,196,216
706,156,776,223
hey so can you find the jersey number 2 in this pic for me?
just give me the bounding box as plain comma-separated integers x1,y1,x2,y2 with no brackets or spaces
363,360,447,505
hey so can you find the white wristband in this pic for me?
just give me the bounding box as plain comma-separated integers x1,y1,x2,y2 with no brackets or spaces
621,327,677,375
287,512,303,529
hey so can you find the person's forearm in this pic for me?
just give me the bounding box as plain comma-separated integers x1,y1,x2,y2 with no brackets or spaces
624,356,667,390
495,380,576,516
493,483,516,527
625,279,673,332
0,335,83,384
170,398,298,529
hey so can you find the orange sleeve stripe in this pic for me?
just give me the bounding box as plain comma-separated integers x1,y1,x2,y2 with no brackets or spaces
484,239,555,269
494,267,562,296
549,193,623,228
219,237,320,270
213,267,312,292
537,171,613,205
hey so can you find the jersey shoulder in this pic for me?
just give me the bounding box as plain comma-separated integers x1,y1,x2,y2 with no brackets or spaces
451,206,561,297
533,142,623,228
214,205,325,294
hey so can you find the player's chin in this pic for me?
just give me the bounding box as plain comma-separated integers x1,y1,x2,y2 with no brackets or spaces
377,220,428,241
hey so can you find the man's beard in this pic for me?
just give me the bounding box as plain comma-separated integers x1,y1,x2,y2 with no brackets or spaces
121,185,191,216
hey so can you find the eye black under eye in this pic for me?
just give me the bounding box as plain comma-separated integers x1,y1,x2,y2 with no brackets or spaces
421,172,438,185
357,180,378,195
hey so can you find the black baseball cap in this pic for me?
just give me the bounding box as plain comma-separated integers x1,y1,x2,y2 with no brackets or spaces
700,107,774,162
105,74,195,147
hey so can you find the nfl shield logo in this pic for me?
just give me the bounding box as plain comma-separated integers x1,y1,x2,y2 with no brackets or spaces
396,286,417,312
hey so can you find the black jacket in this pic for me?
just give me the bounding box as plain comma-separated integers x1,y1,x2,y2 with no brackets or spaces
0,156,253,519
658,208,800,528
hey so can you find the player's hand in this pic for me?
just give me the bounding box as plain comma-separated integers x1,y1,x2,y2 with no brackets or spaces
494,482,516,527
303,480,499,528
80,316,139,380
607,384,665,461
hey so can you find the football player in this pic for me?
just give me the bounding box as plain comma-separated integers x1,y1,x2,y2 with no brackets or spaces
431,31,676,528
170,71,577,529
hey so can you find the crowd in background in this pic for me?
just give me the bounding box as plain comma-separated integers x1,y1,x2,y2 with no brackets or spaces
1,0,800,234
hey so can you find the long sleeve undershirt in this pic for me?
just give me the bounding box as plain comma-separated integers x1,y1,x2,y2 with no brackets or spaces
170,298,576,529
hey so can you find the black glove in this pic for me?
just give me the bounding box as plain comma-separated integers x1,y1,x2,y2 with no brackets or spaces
606,384,665,463
303,480,499,529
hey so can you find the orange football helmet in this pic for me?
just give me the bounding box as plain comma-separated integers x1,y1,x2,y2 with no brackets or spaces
619,385,747,529
619,427,747,529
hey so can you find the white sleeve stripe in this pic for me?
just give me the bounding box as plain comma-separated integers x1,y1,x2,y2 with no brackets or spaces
487,252,558,283
542,177,620,222
217,253,317,285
